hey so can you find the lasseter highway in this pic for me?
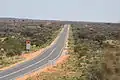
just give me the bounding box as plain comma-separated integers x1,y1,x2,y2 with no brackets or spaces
0,24,70,80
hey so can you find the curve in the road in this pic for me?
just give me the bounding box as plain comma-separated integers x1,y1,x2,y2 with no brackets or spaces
0,24,69,80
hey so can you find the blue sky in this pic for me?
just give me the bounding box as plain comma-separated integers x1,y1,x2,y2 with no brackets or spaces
0,0,120,22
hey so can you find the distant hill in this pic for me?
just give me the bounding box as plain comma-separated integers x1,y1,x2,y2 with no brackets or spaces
0,17,120,25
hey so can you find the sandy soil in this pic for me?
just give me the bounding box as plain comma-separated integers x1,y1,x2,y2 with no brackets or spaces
0,28,64,71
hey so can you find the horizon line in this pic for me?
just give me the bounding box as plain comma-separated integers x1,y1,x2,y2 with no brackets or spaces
0,17,119,23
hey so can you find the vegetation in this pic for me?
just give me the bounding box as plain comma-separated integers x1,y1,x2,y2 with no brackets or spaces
0,22,61,68
26,23,120,80
65,23,120,80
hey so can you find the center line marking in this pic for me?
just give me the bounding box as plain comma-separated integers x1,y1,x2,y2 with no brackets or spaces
0,48,56,79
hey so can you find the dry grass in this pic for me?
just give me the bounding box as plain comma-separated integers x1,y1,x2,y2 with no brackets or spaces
102,47,120,80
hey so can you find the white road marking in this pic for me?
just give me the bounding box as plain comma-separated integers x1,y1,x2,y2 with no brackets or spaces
11,62,49,80
0,25,69,79
0,48,56,79
52,25,69,64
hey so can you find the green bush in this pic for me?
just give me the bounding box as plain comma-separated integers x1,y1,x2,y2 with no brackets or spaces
2,37,24,56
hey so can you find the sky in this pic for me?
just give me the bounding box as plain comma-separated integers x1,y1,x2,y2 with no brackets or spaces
0,0,120,22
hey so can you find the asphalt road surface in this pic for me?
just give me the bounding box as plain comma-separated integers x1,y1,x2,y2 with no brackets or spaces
0,24,69,80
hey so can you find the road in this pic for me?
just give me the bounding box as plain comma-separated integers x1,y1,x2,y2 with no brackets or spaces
0,24,69,80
